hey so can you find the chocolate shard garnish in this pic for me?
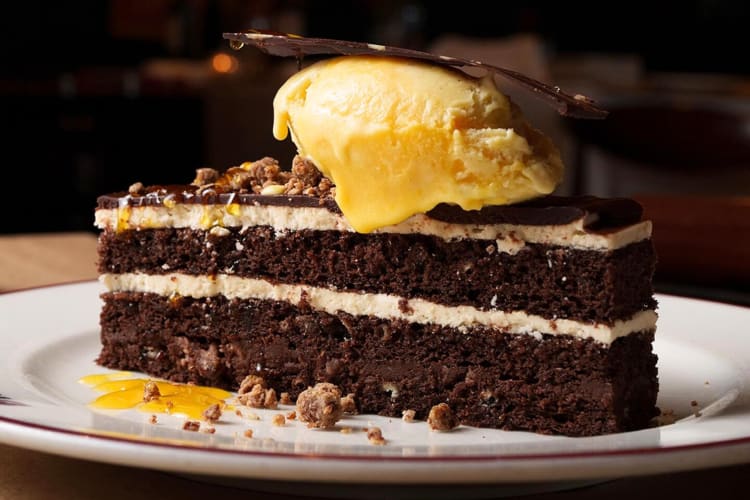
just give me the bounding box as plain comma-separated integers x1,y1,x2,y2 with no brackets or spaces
222,29,608,120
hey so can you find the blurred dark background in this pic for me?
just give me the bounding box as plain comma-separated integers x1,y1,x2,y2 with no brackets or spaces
1,0,749,300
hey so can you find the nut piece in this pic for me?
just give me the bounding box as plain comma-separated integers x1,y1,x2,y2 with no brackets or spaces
427,403,458,431
202,403,222,423
296,382,343,429
366,427,386,445
271,414,286,426
143,381,161,402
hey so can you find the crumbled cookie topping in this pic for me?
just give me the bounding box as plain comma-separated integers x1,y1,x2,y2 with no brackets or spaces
142,381,161,402
402,409,416,422
238,374,266,393
191,156,335,198
237,374,278,409
128,182,145,196
182,420,200,432
192,167,220,186
340,393,357,415
427,403,458,431
202,403,222,423
654,408,676,426
366,427,386,445
279,392,293,405
296,382,343,429
271,414,286,426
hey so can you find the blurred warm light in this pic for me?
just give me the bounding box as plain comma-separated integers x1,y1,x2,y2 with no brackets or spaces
211,53,238,74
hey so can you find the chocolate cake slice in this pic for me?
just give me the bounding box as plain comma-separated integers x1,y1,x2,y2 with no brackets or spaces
95,156,658,437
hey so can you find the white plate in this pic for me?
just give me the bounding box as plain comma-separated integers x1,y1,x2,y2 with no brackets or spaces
2,282,750,498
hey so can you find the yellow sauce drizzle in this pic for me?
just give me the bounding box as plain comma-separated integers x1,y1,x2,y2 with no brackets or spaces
79,372,232,420
116,206,132,232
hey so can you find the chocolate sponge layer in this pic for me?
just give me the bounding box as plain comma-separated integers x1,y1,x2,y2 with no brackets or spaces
98,228,656,323
98,292,659,437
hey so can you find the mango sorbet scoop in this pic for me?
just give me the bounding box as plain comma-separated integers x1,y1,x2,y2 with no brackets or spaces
273,55,564,233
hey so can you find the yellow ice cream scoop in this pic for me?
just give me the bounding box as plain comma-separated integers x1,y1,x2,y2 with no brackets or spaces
273,55,564,233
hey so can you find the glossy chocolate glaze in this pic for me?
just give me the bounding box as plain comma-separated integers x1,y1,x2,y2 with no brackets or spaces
98,182,643,229
97,186,340,212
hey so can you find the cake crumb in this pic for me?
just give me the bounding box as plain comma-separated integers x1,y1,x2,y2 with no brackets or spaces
340,427,353,434
142,381,161,402
427,403,458,431
366,427,386,445
201,426,216,434
243,429,254,439
245,411,261,421
182,420,200,432
148,414,158,425
340,393,357,414
202,403,222,423
402,409,416,422
286,410,297,420
271,414,286,426
279,392,293,405
296,382,343,429
235,409,243,417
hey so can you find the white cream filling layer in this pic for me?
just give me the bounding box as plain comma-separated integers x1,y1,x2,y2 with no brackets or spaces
95,204,651,251
100,272,657,345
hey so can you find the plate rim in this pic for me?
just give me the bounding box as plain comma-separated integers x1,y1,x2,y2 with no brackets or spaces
2,280,750,484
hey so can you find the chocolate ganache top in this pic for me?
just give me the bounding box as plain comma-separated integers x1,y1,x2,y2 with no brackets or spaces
97,158,643,230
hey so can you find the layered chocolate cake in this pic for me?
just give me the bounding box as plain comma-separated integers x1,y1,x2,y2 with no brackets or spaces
94,33,658,436
95,156,658,437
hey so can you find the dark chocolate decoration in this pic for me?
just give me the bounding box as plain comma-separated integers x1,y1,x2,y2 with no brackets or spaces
222,29,608,120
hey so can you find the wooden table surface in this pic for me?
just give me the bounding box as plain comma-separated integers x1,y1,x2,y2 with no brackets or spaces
1,231,748,499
